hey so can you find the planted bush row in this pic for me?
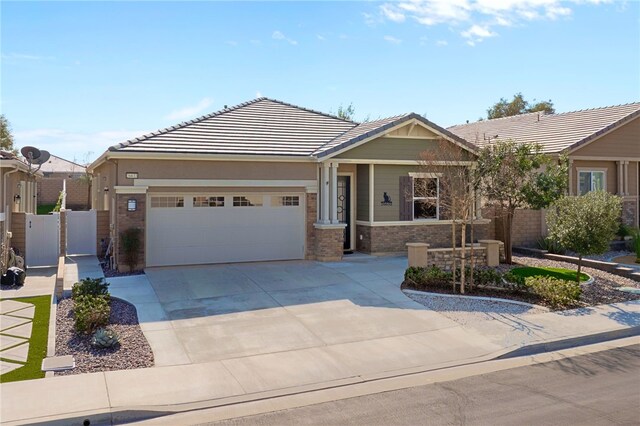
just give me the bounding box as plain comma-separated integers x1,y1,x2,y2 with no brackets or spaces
71,277,119,347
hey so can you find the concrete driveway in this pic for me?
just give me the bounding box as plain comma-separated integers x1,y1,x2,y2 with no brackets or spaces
108,255,476,367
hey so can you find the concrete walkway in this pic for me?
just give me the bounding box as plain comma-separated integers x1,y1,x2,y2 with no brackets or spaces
63,255,105,292
0,266,56,299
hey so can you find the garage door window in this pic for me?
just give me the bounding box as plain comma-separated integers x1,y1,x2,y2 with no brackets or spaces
233,195,263,207
151,196,184,208
272,196,300,207
194,196,225,207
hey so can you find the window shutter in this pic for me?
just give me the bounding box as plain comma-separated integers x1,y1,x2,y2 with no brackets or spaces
399,176,413,221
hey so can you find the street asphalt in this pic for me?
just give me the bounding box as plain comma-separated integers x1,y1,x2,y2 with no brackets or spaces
209,344,640,426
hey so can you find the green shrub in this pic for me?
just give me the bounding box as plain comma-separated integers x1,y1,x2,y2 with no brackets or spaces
503,271,526,286
630,228,640,263
72,277,109,301
120,228,142,271
525,276,581,309
472,268,503,286
537,237,566,255
74,295,110,334
617,222,632,238
91,327,119,349
404,265,452,290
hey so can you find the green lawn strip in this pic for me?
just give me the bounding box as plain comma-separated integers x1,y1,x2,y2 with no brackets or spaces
0,295,51,383
37,204,57,215
510,266,589,282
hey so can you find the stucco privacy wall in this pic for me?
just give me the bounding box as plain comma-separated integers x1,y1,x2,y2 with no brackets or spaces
38,176,89,209
356,222,493,254
96,210,110,256
10,212,26,257
495,209,545,248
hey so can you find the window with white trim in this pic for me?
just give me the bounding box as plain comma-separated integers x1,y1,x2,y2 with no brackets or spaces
271,195,300,207
193,196,225,207
233,195,263,207
413,177,438,220
578,171,605,195
150,196,184,208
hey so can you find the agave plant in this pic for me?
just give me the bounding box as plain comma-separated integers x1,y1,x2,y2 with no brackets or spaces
91,327,119,349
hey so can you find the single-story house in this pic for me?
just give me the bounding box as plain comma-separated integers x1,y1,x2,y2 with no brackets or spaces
38,154,90,210
1,150,41,262
448,102,640,246
88,98,494,270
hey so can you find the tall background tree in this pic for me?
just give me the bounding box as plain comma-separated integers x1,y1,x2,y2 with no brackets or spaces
0,114,16,153
487,93,555,119
476,140,568,263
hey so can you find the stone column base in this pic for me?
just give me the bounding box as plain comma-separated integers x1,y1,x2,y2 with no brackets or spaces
313,223,345,261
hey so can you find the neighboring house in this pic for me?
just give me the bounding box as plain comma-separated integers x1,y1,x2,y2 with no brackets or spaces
88,98,493,270
1,150,41,262
38,154,90,210
449,102,640,246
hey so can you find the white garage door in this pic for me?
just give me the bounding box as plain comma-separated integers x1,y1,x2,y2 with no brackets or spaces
146,193,305,267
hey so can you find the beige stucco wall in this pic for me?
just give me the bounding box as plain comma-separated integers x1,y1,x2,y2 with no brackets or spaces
115,159,316,185
374,164,417,221
336,137,441,161
570,160,618,195
356,164,369,221
571,116,640,157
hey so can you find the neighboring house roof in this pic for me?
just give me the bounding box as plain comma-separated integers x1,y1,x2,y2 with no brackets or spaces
107,97,472,160
447,102,640,154
39,155,86,174
0,150,43,176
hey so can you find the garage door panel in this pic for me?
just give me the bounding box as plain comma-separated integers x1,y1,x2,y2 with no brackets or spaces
146,194,305,267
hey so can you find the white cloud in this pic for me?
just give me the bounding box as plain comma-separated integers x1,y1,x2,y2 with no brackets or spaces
256,91,262,98
376,0,611,44
165,97,213,121
272,30,298,45
436,40,448,46
13,129,149,163
384,35,403,44
316,34,326,41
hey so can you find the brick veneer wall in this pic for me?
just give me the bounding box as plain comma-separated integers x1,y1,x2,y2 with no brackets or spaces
96,210,110,256
314,227,344,261
10,213,26,257
305,193,317,259
116,194,145,271
356,221,494,254
38,175,90,210
427,247,487,271
622,200,637,227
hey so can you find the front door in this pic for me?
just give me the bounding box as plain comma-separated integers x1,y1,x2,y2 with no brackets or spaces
337,176,351,251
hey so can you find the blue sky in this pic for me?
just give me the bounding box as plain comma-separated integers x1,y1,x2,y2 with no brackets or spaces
2,1,638,162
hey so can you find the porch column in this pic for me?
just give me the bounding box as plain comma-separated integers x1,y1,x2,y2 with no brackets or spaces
568,159,574,195
321,163,330,224
330,162,339,224
617,161,623,195
623,161,629,195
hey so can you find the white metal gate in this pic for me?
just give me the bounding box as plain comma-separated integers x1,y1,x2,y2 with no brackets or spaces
66,210,97,255
25,213,60,267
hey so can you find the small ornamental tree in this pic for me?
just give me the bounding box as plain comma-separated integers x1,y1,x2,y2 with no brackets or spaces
476,140,568,263
546,191,622,281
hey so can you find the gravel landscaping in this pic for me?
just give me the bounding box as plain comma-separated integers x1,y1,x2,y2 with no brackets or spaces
403,255,640,314
404,291,548,326
54,297,154,375
100,258,145,278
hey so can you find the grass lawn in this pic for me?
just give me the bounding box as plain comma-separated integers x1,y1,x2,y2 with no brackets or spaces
510,266,589,282
37,204,57,215
0,295,51,383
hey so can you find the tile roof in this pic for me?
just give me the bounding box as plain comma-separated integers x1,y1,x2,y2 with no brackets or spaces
447,102,640,153
111,98,358,157
39,155,86,174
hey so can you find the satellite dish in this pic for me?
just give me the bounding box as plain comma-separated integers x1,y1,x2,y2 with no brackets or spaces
32,150,50,165
20,146,41,162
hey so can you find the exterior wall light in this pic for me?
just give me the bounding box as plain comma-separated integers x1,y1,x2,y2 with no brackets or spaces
127,199,137,212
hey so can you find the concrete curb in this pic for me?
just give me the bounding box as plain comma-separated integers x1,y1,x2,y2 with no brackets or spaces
402,289,549,311
44,294,57,379
496,325,640,359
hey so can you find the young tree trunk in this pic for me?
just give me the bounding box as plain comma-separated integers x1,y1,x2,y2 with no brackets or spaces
451,200,457,293
504,208,514,264
577,255,582,283
470,215,475,290
460,223,467,294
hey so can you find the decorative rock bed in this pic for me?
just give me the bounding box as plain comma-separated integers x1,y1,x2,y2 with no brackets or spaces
54,297,154,375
